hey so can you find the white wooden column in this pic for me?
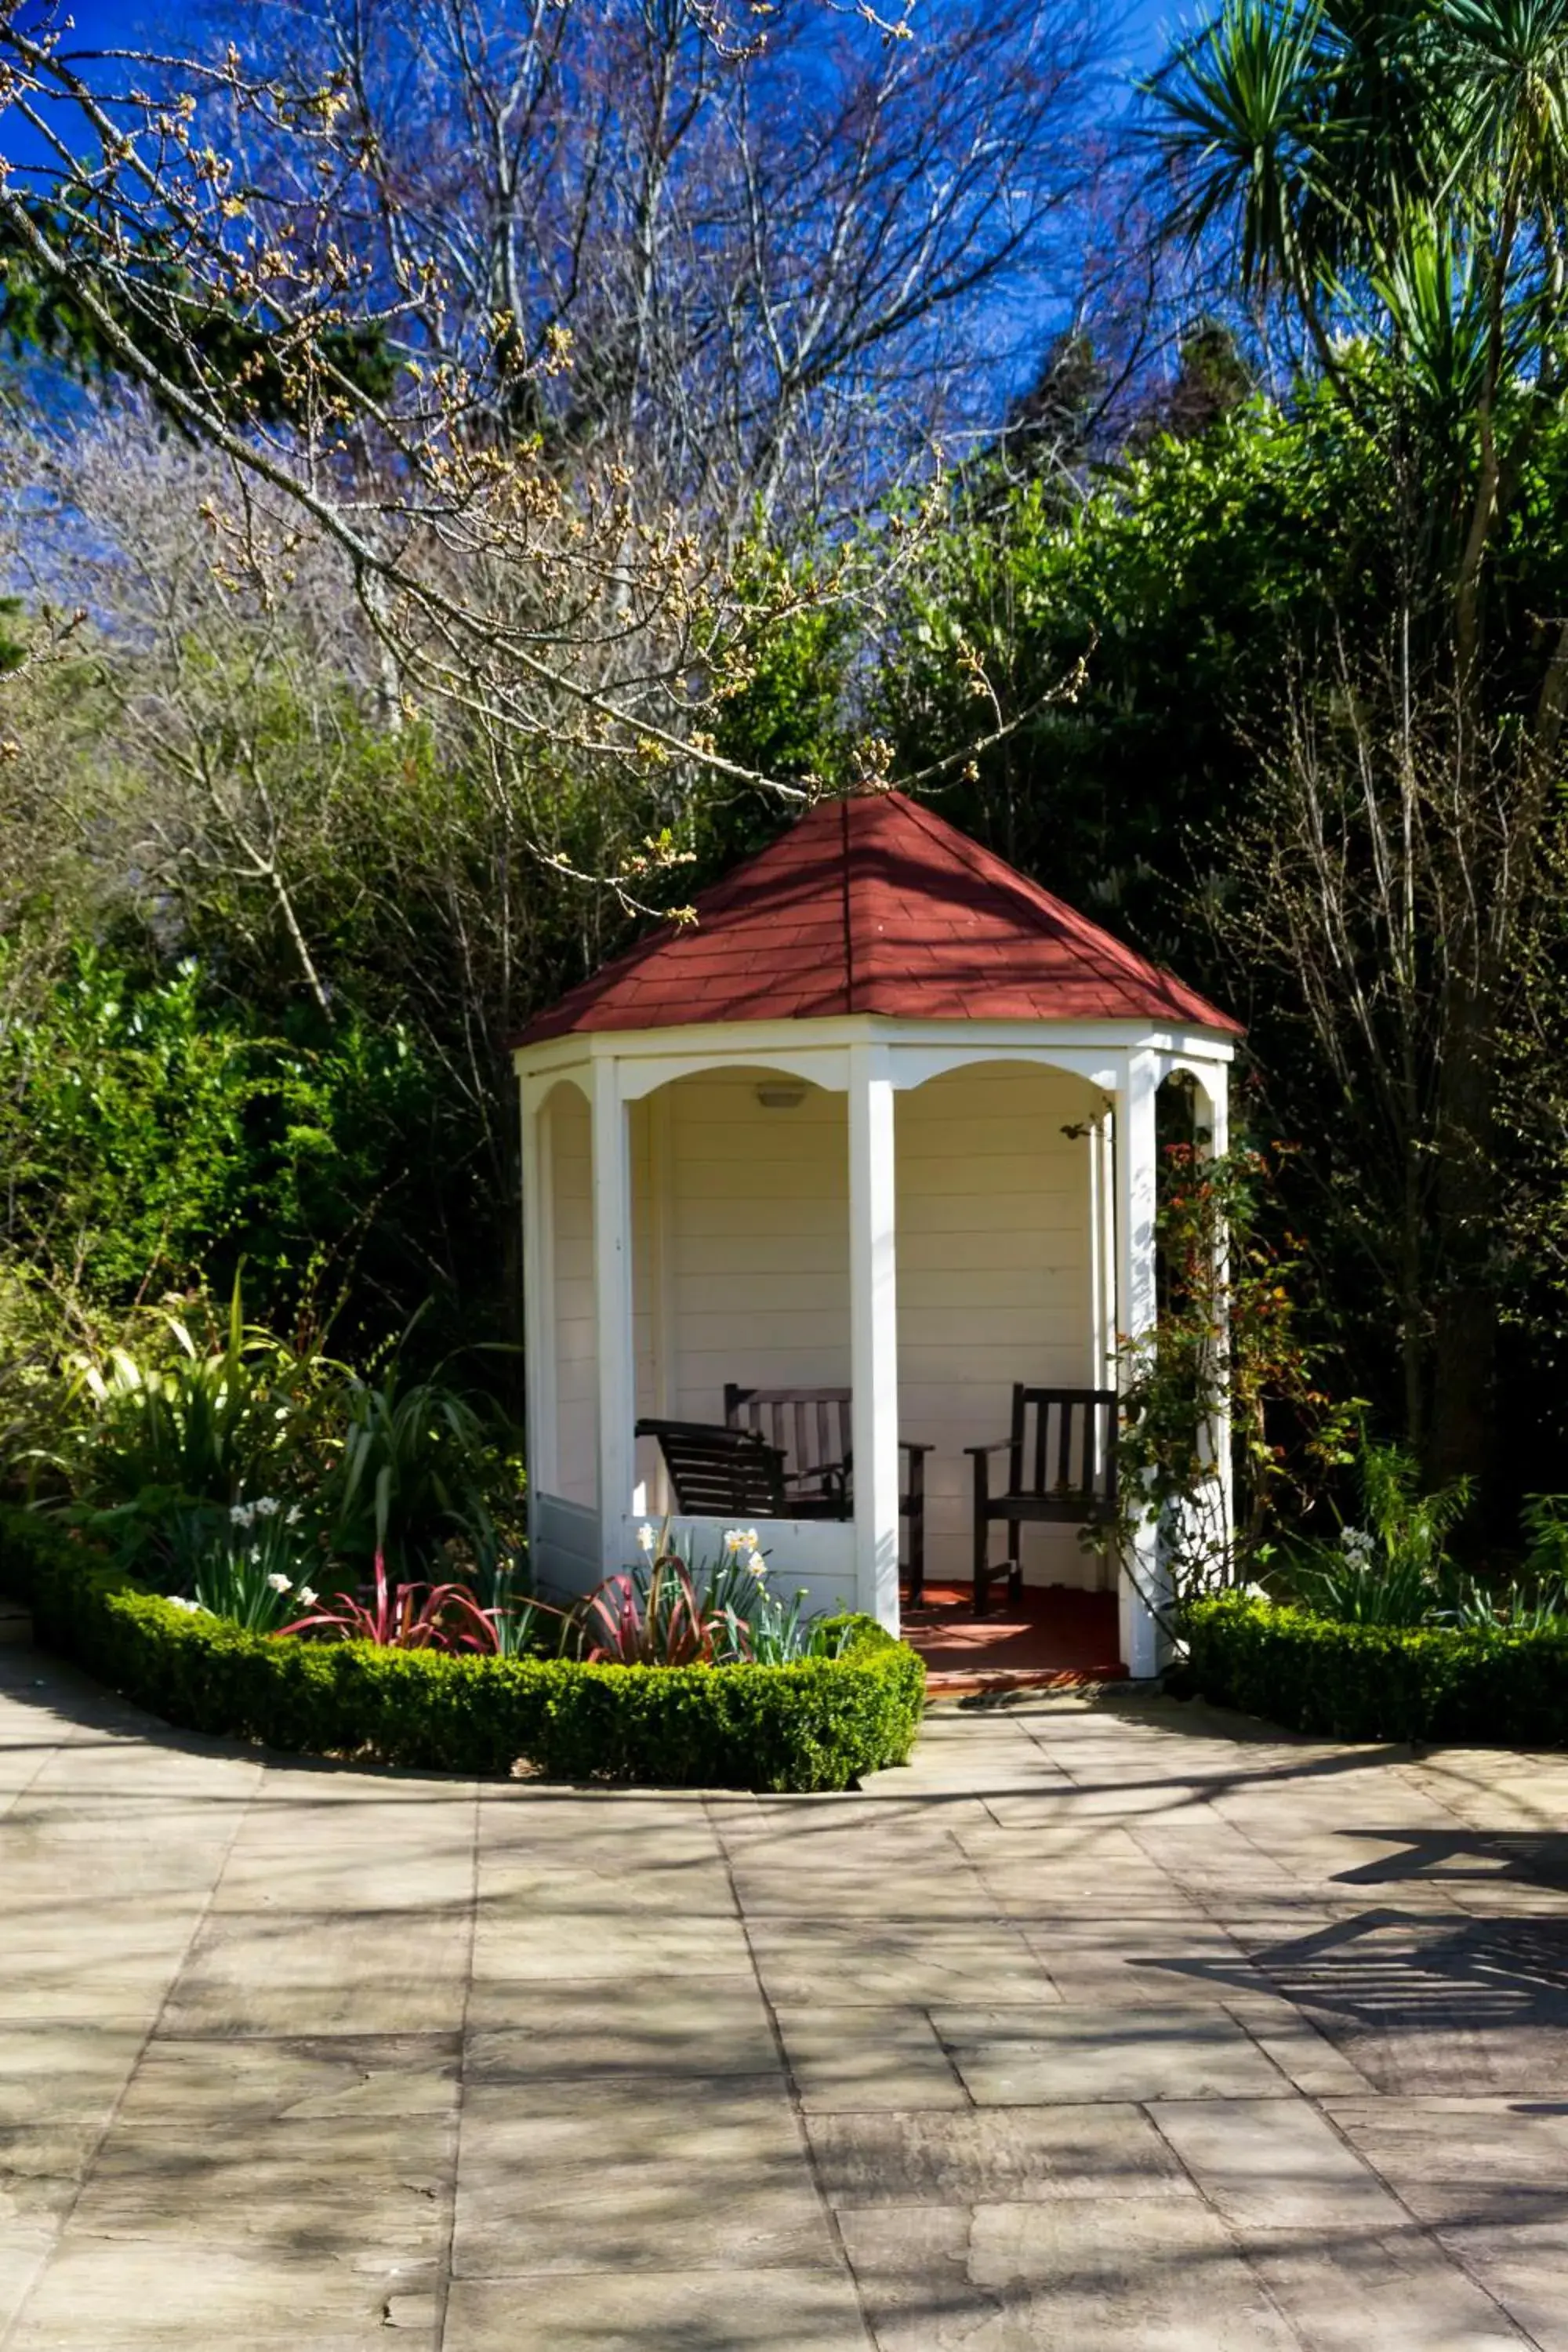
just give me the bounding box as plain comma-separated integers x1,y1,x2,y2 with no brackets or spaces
591,1055,636,1576
518,1078,557,1537
1200,1061,1234,1576
848,1044,901,1632
1087,1103,1117,1592
1114,1047,1162,1675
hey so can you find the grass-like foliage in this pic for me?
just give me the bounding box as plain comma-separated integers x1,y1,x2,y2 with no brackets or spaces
280,1548,503,1653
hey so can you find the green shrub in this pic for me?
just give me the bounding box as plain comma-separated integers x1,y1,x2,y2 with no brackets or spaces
0,1504,924,1791
1184,1590,1568,1747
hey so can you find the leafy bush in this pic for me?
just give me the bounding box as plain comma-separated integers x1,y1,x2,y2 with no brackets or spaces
281,1547,503,1653
1280,1443,1471,1625
0,1504,924,1791
1183,1589,1568,1748
1279,1444,1568,1632
319,1360,518,1584
51,1283,328,1530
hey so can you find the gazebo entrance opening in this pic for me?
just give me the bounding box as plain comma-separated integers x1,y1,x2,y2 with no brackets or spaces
522,1045,1205,1675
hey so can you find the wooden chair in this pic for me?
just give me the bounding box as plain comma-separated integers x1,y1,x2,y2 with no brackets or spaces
633,1418,788,1519
966,1386,1119,1615
724,1385,931,1606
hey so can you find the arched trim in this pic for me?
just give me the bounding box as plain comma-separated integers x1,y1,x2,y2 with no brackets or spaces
616,1048,851,1102
889,1042,1122,1094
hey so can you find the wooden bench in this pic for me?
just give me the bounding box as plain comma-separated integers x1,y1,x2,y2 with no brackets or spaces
633,1418,789,1519
724,1385,931,1606
966,1385,1119,1615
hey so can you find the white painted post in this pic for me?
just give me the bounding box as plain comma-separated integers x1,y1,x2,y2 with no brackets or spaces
518,1080,556,1552
1114,1049,1163,1676
1201,1061,1234,1577
848,1044,901,1632
591,1055,636,1577
1087,1104,1117,1592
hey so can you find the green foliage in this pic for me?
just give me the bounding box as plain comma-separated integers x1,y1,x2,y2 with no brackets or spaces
1183,1589,1568,1748
572,1534,852,1668
319,1360,520,1584
0,942,441,1334
53,1283,327,1523
876,387,1391,962
192,1502,315,1633
51,1289,328,1524
1283,1443,1472,1624
0,1507,925,1792
1098,1139,1359,1619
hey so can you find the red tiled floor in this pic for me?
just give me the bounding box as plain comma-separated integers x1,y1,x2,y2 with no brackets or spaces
901,1581,1126,1695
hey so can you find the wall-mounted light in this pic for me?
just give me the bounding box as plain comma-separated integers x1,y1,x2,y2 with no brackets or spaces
755,1080,808,1110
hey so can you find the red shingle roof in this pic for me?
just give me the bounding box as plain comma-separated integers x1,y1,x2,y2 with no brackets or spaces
517,790,1241,1044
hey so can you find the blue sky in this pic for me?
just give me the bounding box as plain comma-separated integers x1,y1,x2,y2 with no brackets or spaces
2,1,1197,176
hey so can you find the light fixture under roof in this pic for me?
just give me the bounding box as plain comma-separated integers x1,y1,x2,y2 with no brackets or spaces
755,1080,808,1110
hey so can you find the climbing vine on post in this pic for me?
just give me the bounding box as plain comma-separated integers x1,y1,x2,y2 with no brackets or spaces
1094,1143,1359,1639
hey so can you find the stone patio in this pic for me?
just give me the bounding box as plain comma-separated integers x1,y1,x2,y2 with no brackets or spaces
2,1650,1567,2349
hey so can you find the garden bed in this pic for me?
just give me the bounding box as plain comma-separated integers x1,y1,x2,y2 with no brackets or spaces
0,1506,924,1791
1184,1590,1568,1748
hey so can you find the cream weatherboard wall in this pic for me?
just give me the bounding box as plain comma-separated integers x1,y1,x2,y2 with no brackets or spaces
895,1062,1102,1591
543,1081,597,1509
617,1059,1103,1592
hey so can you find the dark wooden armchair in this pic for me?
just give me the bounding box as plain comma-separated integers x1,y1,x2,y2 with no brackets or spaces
724,1385,931,1606
633,1418,788,1519
966,1385,1119,1615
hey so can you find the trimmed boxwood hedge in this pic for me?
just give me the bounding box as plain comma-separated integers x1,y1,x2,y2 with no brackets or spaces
1185,1590,1568,1747
0,1504,925,1791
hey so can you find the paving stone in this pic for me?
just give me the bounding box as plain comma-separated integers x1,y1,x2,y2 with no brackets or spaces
469,1908,753,1981
7,1648,1568,2351
1324,2096,1568,2227
114,2036,462,2129
443,2266,871,2349
837,2200,1301,2349
747,1918,1058,2007
466,1974,776,2078
160,1909,474,2038
1243,2233,1532,2350
774,2005,967,2111
452,2077,833,2275
806,2103,1196,2206
935,2002,1292,2103
5,2237,417,2350
1429,2222,1568,2350
65,2112,456,2259
1151,2097,1406,2230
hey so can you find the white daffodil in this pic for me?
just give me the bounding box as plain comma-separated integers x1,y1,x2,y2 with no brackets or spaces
747,1552,768,1579
169,1595,204,1614
724,1527,745,1552
1339,1526,1374,1559
637,1523,656,1553
296,1586,318,1610
285,1504,303,1528
254,1497,280,1519
230,1501,253,1530
266,1572,293,1594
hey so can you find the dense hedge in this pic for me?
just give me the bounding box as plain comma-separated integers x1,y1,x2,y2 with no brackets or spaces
0,1504,925,1791
1185,1591,1568,1747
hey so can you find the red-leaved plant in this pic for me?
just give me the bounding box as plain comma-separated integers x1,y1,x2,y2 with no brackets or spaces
279,1550,503,1653
577,1557,733,1665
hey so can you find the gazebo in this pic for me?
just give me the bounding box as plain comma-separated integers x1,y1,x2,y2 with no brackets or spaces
511,789,1240,1676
